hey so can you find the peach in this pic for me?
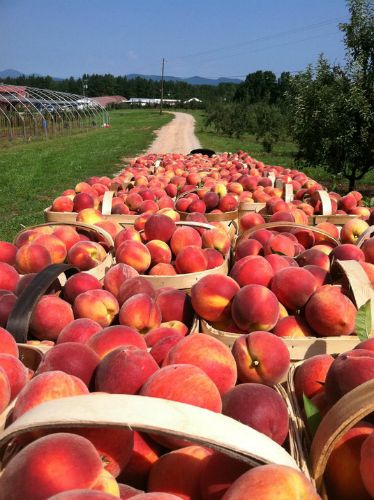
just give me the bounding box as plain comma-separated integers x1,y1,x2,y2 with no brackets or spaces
313,244,335,255
140,364,222,414
270,267,317,311
103,264,139,300
87,325,146,359
68,241,107,271
0,327,18,356
232,331,290,385
230,255,274,287
0,262,19,292
74,290,119,328
14,228,39,248
305,285,357,337
146,240,172,266
95,346,159,394
76,208,104,225
273,315,312,338
0,291,17,327
119,432,162,490
13,371,88,421
325,349,374,404
222,383,289,445
264,234,295,257
95,221,122,240
57,318,103,344
362,238,374,265
51,195,74,212
292,228,315,249
202,228,230,256
148,446,213,499
314,222,340,244
145,326,187,348
0,366,10,413
126,192,143,211
297,248,330,271
191,274,240,322
119,294,161,334
30,295,74,341
115,228,142,249
249,228,274,247
170,226,202,256
325,424,374,500
199,451,251,500
204,248,225,269
175,246,207,273
239,213,265,232
118,484,143,498
149,263,177,275
189,199,207,214
0,241,18,265
53,226,81,251
303,265,332,287
0,433,114,499
150,335,183,365
73,192,95,212
231,285,279,332
294,354,334,403
360,431,374,497
235,239,263,260
164,334,237,395
156,289,194,325
203,192,219,210
144,214,176,243
330,244,365,262
119,277,156,306
36,342,100,386
340,194,358,211
15,243,52,273
222,464,320,499
218,194,238,212
116,241,151,274
64,273,102,304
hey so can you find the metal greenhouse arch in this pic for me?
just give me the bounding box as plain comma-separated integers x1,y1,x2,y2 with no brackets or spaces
0,85,109,142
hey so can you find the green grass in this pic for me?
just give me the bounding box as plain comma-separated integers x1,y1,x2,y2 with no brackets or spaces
0,109,172,241
190,110,374,196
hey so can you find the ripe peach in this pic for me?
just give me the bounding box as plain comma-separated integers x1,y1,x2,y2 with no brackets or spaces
53,226,81,251
119,294,161,334
146,240,172,266
222,383,289,445
95,346,159,394
203,192,219,210
273,315,312,338
340,218,369,244
330,244,365,262
303,265,332,287
305,285,357,337
68,241,106,271
73,192,95,212
116,241,151,274
250,228,274,247
264,234,295,257
103,264,139,300
115,228,142,249
294,354,334,403
0,327,18,356
235,239,263,260
64,273,102,304
360,431,374,497
57,319,102,344
156,289,194,325
239,213,265,232
144,214,176,243
175,246,207,273
74,290,119,328
13,371,88,421
87,325,146,359
222,464,320,499
170,226,202,256
362,238,374,265
230,255,274,287
118,484,143,498
297,248,331,271
325,424,374,500
0,262,19,292
314,222,340,244
51,195,74,213
232,331,290,385
191,274,240,322
32,234,67,264
148,263,177,275
119,277,156,306
30,295,74,341
36,342,100,386
202,228,230,256
95,221,122,240
204,248,225,269
325,349,374,404
270,267,317,311
15,243,52,274
164,334,237,395
0,433,113,499
0,366,10,413
231,285,279,332
148,446,213,499
76,208,104,224
0,241,17,265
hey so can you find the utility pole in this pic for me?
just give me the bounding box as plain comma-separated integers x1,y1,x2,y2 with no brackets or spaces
82,77,88,97
160,58,165,114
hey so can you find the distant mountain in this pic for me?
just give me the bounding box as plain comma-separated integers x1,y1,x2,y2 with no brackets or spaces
1,69,242,86
126,74,242,86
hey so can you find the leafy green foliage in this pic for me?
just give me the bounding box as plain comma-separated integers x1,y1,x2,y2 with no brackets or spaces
303,394,322,437
356,299,373,341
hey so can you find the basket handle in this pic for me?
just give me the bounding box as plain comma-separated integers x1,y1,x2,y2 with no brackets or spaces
356,226,374,249
101,190,114,216
0,394,299,471
311,378,374,490
6,264,77,344
317,190,333,216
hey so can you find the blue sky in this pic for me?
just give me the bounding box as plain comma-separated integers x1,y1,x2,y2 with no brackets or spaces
1,0,349,79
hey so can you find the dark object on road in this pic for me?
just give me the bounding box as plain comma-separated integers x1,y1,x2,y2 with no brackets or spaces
189,148,216,157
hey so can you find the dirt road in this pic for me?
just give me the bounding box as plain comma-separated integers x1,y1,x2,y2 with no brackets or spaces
147,112,201,154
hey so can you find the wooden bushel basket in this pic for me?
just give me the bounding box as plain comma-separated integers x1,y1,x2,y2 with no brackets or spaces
14,222,114,281
308,190,357,226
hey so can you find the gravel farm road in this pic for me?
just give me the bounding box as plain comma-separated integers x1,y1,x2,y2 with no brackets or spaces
146,112,201,155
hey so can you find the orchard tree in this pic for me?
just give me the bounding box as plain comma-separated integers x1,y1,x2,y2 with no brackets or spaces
287,0,374,190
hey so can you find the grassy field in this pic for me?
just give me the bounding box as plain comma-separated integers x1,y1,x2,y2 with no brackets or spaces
0,109,172,241
190,110,374,197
